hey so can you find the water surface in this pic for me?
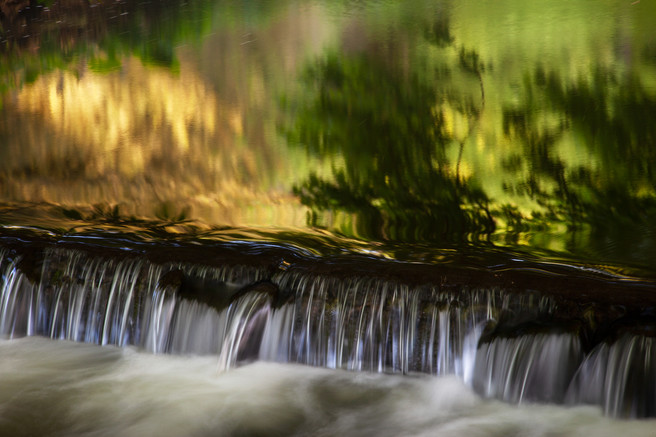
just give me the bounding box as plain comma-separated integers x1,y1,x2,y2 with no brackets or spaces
1,0,655,271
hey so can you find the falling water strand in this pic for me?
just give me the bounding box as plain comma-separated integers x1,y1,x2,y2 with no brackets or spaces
216,292,274,372
472,332,584,403
0,248,266,355
566,334,656,417
270,272,522,376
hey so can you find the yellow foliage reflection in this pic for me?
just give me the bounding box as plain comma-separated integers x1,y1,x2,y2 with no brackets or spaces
1,57,305,227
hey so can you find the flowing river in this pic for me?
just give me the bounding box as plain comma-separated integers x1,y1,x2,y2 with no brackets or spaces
1,0,656,435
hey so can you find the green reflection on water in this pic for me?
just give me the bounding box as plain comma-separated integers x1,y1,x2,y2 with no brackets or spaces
283,0,656,269
1,0,656,272
284,49,494,243
500,66,656,268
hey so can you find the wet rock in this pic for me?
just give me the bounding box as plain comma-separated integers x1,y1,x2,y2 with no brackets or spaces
603,313,656,341
217,288,276,369
158,269,184,290
164,269,244,311
230,280,283,307
15,248,44,284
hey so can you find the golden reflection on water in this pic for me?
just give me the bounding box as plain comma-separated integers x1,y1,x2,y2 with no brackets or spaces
18,59,222,172
0,4,338,229
5,59,282,221
1,59,307,226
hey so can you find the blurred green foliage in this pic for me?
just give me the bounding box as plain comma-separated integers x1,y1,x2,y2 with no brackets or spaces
286,35,494,244
285,8,656,269
502,67,656,267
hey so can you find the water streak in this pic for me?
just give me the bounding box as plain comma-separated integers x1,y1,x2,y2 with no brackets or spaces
567,334,656,417
473,332,584,403
0,248,264,354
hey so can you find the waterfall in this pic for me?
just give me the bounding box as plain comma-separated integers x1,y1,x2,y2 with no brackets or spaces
0,248,265,353
566,333,656,417
473,330,584,403
1,245,655,418
261,272,550,376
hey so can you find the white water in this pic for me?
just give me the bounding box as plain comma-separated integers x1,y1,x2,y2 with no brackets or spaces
1,337,655,437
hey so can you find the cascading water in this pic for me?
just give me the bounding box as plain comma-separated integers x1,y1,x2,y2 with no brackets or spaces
0,248,266,354
259,272,546,377
566,333,656,417
1,243,655,418
473,330,584,403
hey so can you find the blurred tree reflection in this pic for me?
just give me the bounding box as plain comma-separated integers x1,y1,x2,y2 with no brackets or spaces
286,26,494,244
502,68,656,267
287,14,656,269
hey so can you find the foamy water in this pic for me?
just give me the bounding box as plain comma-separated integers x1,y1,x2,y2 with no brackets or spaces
1,337,655,437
